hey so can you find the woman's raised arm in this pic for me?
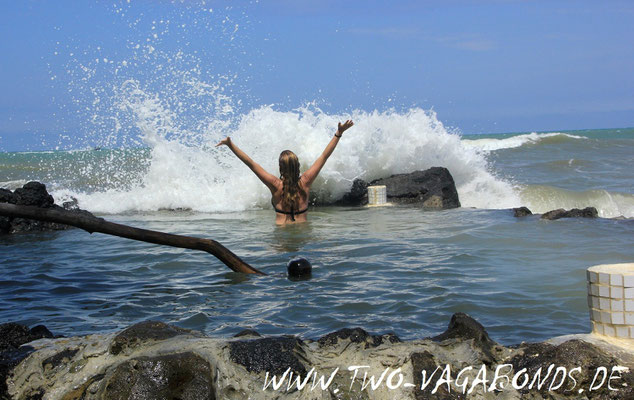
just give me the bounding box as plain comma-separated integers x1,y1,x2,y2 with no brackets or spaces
302,120,354,187
217,137,279,193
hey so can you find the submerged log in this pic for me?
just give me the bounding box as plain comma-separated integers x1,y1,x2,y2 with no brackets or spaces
0,203,264,275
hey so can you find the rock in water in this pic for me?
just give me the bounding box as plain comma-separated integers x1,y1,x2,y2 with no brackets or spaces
541,207,599,220
513,206,533,217
287,257,312,278
336,167,461,209
13,181,55,207
0,181,96,234
336,178,369,205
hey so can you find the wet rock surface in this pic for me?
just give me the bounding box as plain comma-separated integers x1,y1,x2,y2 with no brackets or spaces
541,207,599,220
318,327,401,349
335,167,461,209
98,352,214,400
513,206,533,217
109,320,198,356
4,314,634,399
0,181,95,234
509,339,634,398
0,323,54,400
229,336,307,377
336,178,369,206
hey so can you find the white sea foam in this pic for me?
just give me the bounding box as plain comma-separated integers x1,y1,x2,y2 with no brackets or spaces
52,105,522,214
44,1,533,215
462,132,585,152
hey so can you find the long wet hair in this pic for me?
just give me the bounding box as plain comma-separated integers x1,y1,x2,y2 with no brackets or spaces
279,150,301,213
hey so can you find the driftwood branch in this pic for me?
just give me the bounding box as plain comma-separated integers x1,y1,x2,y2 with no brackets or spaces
0,203,265,275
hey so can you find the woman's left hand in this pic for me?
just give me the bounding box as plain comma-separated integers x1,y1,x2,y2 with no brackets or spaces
216,137,232,147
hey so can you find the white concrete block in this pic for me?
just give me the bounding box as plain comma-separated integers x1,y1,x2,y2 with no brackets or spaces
625,300,634,312
599,297,610,310
611,299,624,312
625,288,634,299
601,311,611,324
611,286,624,299
588,270,597,283
624,275,634,288
616,325,629,338
590,284,600,297
611,312,625,325
599,285,610,298
610,274,623,286
591,296,600,309
592,308,601,321
604,324,616,337
625,312,634,325
630,327,634,339
599,273,610,284
594,322,605,335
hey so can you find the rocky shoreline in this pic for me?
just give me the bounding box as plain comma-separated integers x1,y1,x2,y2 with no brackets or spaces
1,314,633,399
0,182,94,235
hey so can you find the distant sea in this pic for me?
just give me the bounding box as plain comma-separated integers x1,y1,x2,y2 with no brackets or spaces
1,123,633,345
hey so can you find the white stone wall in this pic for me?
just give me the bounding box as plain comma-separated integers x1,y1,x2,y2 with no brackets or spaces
588,263,634,339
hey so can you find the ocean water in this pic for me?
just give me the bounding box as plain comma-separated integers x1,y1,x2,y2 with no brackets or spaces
1,125,633,345
1,2,633,346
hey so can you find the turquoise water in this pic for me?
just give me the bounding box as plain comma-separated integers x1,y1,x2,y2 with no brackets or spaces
1,128,633,345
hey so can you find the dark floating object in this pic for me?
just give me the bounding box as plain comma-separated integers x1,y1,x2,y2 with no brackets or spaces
287,257,312,278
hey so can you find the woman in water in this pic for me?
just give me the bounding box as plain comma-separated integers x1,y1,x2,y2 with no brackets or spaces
216,120,354,225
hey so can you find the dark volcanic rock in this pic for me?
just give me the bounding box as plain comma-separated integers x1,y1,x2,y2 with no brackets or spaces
0,217,10,234
509,339,634,398
0,188,16,204
513,206,533,217
229,336,307,377
233,329,261,338
318,327,401,349
42,348,79,370
109,320,196,356
411,351,461,400
336,178,368,205
318,327,372,346
433,312,496,364
13,182,54,207
335,167,460,208
541,207,599,220
1,181,96,234
98,352,214,400
0,323,54,353
0,323,53,400
371,167,461,208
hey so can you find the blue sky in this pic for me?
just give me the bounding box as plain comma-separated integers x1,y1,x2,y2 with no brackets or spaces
1,0,633,151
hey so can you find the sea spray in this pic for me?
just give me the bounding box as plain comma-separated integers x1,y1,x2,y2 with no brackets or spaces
462,132,585,152
52,105,521,213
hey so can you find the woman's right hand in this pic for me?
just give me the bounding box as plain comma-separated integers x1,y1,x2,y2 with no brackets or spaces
337,120,354,135
216,137,232,147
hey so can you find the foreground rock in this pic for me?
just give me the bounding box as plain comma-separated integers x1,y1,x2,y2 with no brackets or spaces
337,167,461,209
0,323,54,400
0,181,94,234
3,314,633,399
